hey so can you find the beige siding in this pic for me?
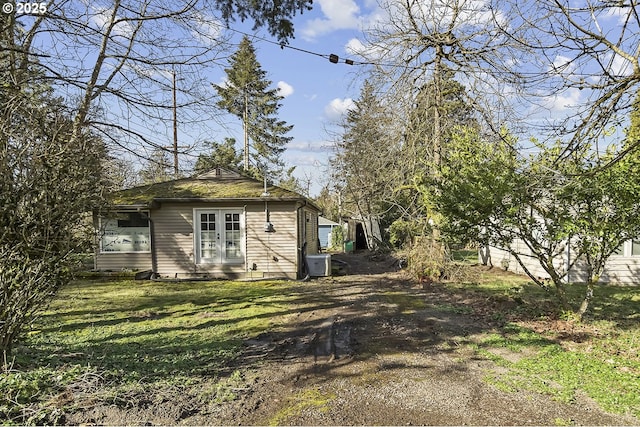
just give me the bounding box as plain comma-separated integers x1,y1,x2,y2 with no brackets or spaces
486,242,640,285
484,240,566,280
152,202,249,278
95,252,152,271
570,256,640,284
304,208,319,255
152,201,302,279
97,200,318,279
246,202,299,278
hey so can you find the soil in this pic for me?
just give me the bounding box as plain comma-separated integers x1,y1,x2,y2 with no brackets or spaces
66,252,639,426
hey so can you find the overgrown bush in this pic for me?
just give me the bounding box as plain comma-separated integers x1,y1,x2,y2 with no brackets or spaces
403,236,478,283
389,218,430,248
330,225,344,250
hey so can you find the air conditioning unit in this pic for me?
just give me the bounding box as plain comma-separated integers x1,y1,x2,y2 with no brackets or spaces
306,254,331,277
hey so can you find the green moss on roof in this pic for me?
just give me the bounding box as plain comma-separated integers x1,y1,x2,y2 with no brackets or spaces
111,176,305,205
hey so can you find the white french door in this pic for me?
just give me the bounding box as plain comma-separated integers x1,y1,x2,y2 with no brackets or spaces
195,209,244,264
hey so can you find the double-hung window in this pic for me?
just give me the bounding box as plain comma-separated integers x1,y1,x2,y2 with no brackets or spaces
194,209,244,264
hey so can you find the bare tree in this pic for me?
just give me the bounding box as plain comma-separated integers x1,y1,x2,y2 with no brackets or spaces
353,0,525,145
4,0,313,169
495,0,640,160
0,0,312,357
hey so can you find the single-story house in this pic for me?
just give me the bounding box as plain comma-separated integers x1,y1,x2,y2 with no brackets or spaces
483,238,640,284
95,168,320,280
318,217,341,249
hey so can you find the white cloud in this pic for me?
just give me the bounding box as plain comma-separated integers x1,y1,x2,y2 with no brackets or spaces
277,81,294,97
191,13,224,43
324,98,355,121
549,55,576,76
302,0,361,40
345,38,365,55
90,7,134,38
609,53,634,77
287,139,330,152
543,87,582,112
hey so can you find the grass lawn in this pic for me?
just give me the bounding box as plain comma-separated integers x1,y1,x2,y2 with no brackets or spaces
459,270,640,419
2,278,296,424
1,271,639,424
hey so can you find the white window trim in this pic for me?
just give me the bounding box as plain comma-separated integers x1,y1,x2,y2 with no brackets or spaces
193,208,245,265
611,240,640,257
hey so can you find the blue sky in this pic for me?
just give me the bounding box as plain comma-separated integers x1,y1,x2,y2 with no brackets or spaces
13,0,636,196
204,0,381,195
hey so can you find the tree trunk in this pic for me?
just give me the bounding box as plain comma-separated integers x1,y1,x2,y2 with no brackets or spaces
577,280,595,321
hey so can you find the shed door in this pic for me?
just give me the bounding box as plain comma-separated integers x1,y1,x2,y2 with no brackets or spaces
195,209,244,264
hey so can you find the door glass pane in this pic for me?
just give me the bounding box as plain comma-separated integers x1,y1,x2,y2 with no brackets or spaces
199,210,217,261
224,212,242,260
200,230,217,259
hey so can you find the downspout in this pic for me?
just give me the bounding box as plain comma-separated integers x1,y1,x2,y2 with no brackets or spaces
149,216,158,278
243,205,248,274
297,200,310,281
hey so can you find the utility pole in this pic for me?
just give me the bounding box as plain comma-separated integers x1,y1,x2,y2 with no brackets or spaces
243,86,249,170
172,69,179,177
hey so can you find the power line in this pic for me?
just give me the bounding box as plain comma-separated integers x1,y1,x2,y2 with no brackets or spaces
224,26,634,79
225,27,366,66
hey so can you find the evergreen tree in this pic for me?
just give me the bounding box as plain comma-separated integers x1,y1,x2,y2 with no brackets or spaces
331,81,397,247
194,138,243,173
406,65,478,171
391,68,479,246
214,36,293,179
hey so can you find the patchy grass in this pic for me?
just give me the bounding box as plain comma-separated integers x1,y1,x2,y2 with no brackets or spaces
268,388,336,426
457,269,640,418
450,248,478,264
3,278,294,425
3,270,639,424
382,291,426,313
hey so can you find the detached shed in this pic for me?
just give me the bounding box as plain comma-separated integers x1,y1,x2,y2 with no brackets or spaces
95,168,320,279
318,217,341,249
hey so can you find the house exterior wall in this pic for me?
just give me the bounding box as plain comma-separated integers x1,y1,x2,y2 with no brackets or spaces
96,200,319,279
304,208,319,255
151,201,304,279
245,202,300,278
569,252,640,284
484,240,640,285
483,240,565,280
95,252,153,271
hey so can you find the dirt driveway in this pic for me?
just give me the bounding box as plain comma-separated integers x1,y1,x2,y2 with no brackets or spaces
74,252,639,426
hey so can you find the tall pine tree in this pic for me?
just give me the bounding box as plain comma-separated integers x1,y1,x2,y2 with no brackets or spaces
214,36,293,179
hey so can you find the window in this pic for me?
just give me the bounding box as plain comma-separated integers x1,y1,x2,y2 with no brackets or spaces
632,240,640,256
194,209,244,264
612,243,625,256
101,212,150,253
